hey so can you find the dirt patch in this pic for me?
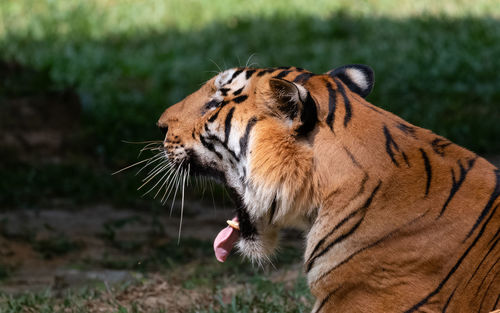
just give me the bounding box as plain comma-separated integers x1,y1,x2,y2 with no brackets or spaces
84,275,211,313
0,202,235,294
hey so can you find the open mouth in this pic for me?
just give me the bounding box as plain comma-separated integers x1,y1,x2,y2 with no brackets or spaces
187,151,260,262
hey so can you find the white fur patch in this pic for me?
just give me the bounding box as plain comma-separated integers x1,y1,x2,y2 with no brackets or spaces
214,68,248,97
345,68,368,91
295,83,308,102
215,69,236,88
236,229,279,265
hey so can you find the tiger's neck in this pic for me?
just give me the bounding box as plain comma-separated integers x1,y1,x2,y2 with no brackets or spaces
302,100,497,311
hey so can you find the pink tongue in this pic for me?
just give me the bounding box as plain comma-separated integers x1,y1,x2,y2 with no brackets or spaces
213,218,240,262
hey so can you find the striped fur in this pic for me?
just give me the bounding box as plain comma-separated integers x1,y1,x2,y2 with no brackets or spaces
157,66,500,312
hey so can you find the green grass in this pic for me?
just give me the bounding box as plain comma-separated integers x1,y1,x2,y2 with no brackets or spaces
1,0,499,207
0,288,102,313
0,275,312,313
196,276,312,313
0,238,310,312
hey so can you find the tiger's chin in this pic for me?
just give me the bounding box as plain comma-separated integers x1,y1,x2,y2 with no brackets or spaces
236,225,280,265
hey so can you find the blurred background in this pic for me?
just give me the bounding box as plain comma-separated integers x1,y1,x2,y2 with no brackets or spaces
0,0,499,312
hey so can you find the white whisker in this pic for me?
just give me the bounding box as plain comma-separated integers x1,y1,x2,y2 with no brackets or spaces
177,164,189,244
143,163,175,197
135,152,165,175
121,140,163,145
112,157,154,175
169,162,184,216
141,158,171,181
208,58,223,74
245,53,257,68
154,162,178,199
160,164,182,203
137,161,170,191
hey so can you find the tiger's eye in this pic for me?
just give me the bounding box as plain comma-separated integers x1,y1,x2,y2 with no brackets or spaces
205,99,220,110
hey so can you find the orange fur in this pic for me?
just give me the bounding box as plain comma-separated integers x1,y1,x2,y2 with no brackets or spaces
158,66,499,312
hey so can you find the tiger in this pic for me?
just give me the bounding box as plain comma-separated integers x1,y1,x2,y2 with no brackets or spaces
157,64,500,313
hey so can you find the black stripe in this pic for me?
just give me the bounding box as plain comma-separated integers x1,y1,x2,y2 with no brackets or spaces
334,78,352,127
256,68,276,77
204,99,220,110
207,107,221,122
206,134,240,162
439,157,477,217
352,173,369,200
465,169,500,239
343,147,362,169
200,135,222,159
465,235,499,288
223,107,235,145
419,148,432,196
219,88,230,96
293,72,314,84
363,102,383,114
493,294,500,310
245,69,256,79
312,287,341,313
383,125,401,167
403,201,499,313
325,82,337,131
308,216,365,272
431,138,452,157
233,87,244,96
313,211,426,286
323,188,340,202
402,151,410,167
226,69,243,85
239,117,258,157
268,198,277,224
478,270,499,313
488,226,500,245
273,70,292,79
306,182,381,272
307,208,361,269
475,251,500,296
397,123,417,137
232,95,248,104
442,288,456,313
295,92,318,137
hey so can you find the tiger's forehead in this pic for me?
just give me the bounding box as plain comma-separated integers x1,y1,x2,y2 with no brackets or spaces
211,68,251,102
215,68,247,89
212,67,309,101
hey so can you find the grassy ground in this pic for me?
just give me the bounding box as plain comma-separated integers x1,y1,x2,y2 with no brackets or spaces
0,1,499,312
0,230,312,313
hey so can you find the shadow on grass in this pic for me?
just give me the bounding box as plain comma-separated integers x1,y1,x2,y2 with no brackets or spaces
1,13,499,208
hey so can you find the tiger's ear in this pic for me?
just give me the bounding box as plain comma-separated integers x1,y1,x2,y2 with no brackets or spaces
327,64,374,98
268,78,318,136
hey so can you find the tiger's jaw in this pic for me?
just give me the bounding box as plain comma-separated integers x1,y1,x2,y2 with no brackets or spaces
184,143,284,264
159,116,281,264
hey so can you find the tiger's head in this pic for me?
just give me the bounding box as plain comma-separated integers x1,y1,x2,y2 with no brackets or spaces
157,65,374,264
